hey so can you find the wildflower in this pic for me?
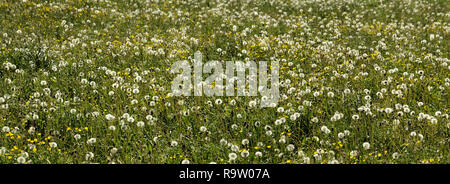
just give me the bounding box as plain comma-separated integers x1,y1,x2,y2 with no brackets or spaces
241,150,249,158
385,108,393,114
171,141,178,147
74,134,81,140
229,153,237,161
137,121,145,128
350,150,358,157
21,152,29,159
231,145,239,152
215,99,222,105
392,152,400,159
327,92,334,98
49,142,57,148
87,138,97,145
255,152,262,157
86,152,94,160
220,139,227,145
2,126,10,132
430,118,438,124
249,100,257,108
277,107,284,113
105,114,115,121
109,126,116,131
0,147,6,154
17,156,26,164
181,159,190,164
320,126,331,134
303,157,311,164
111,148,118,154
363,142,370,150
329,159,339,164
241,139,249,145
287,144,295,152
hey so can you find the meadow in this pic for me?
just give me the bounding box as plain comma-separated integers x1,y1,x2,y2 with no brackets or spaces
0,0,448,164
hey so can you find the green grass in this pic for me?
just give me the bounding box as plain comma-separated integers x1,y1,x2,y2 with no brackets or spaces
0,0,448,164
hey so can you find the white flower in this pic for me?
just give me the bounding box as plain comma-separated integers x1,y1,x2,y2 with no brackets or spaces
255,151,262,157
241,150,249,158
85,152,94,160
2,126,10,132
137,121,145,128
17,156,26,164
274,119,283,125
320,126,331,134
327,91,334,98
249,100,257,108
303,157,310,164
111,148,118,154
362,142,370,150
105,114,115,121
21,152,29,159
241,139,249,145
313,91,320,97
87,138,97,144
329,159,339,164
277,107,284,113
181,159,190,164
74,134,81,140
200,126,207,132
392,152,400,159
220,139,227,145
171,141,178,147
344,130,350,135
49,142,57,148
287,144,295,152
215,99,222,105
131,99,138,105
231,145,239,152
228,153,237,161
109,126,116,131
384,108,393,114
0,147,7,154
430,118,437,124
